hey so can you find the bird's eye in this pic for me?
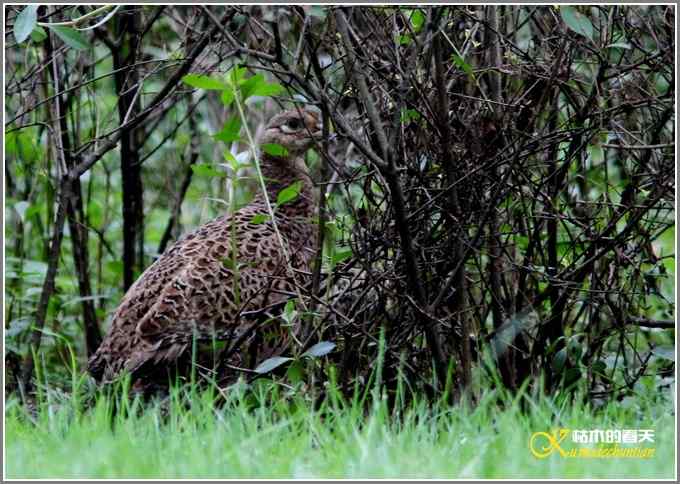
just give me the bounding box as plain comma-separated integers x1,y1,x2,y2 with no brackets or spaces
285,118,302,130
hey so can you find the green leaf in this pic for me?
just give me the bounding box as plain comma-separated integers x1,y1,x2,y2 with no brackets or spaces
220,89,235,107
262,143,289,157
452,54,474,77
285,360,305,384
213,117,242,143
303,341,336,358
87,199,104,228
656,75,670,96
282,299,297,326
250,214,269,224
567,337,583,363
560,6,594,42
552,347,567,374
30,25,47,43
400,109,421,124
224,150,250,172
331,247,353,265
25,203,41,221
106,260,124,278
191,163,225,178
48,25,89,50
239,73,265,100
227,66,248,86
591,360,607,374
221,257,237,270
409,9,425,32
589,144,604,164
251,82,284,97
397,34,411,45
276,181,303,206
563,367,582,387
181,74,227,90
14,5,38,44
254,356,293,374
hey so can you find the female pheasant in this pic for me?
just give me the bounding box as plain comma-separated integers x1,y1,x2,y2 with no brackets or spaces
88,108,321,384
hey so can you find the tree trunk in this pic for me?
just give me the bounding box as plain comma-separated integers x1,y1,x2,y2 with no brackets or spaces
112,7,145,290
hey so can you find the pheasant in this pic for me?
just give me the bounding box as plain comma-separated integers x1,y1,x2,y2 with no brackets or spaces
88,108,322,384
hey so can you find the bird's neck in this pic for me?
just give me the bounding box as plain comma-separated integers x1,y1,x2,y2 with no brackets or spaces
257,153,316,218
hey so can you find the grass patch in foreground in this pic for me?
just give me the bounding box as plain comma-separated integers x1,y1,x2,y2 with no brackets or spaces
5,376,675,479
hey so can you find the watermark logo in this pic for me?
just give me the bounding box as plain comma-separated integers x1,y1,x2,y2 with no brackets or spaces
529,428,656,459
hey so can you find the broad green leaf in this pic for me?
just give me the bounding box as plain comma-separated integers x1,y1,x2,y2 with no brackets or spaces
182,74,227,90
276,180,303,206
250,214,269,224
262,143,289,157
213,117,242,143
254,356,293,374
303,341,336,358
240,73,265,100
227,66,248,86
251,82,284,97
14,5,38,44
30,25,47,43
560,6,594,42
220,89,235,107
49,25,89,50
656,75,670,96
191,163,225,178
223,150,241,170
410,9,425,32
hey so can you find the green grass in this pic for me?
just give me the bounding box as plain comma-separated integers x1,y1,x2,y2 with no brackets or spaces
4,376,676,479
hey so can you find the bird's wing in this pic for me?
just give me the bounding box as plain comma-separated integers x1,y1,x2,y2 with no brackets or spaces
91,210,305,381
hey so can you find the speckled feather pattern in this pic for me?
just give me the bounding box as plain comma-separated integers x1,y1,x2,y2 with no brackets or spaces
88,109,321,383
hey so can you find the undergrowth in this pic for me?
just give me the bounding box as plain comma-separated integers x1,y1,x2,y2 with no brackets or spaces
4,360,676,479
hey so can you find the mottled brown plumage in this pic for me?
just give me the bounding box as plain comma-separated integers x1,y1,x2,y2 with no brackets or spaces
88,108,321,384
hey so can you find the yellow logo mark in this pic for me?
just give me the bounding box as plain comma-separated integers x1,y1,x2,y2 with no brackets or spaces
529,428,570,459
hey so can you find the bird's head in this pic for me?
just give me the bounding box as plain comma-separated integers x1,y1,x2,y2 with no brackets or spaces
259,107,322,156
